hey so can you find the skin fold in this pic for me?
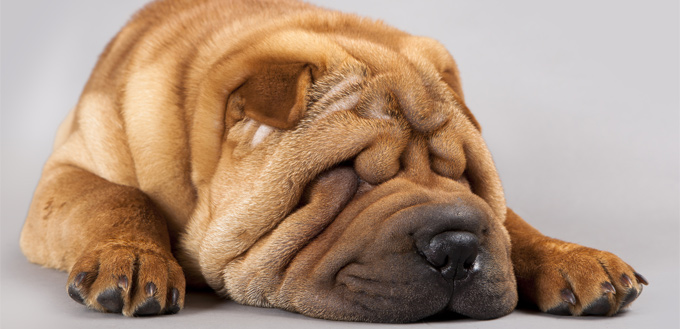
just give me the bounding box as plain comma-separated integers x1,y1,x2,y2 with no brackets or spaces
19,0,646,321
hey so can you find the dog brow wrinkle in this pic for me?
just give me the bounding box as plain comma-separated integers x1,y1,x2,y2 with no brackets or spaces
327,91,361,114
312,73,363,116
321,74,363,103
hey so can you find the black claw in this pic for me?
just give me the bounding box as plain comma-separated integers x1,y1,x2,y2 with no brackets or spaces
601,282,616,294
170,288,179,306
634,272,649,285
73,272,88,287
67,285,85,305
546,303,572,315
117,275,129,291
145,282,157,296
165,288,181,314
134,298,161,316
560,289,577,305
96,289,124,313
582,295,611,315
68,272,89,305
621,274,633,288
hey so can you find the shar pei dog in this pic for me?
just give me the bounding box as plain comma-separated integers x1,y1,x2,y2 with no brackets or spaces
20,0,647,322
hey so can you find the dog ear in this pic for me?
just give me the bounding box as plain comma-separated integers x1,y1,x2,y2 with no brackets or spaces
230,63,313,130
441,69,481,131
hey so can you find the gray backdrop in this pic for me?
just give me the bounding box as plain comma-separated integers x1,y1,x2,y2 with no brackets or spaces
1,0,678,328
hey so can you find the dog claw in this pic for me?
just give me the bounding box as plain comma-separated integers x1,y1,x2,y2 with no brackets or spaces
634,272,648,285
601,282,616,294
171,288,179,305
145,282,157,296
68,272,88,305
166,288,181,314
560,289,576,305
73,272,88,286
117,275,129,291
96,289,124,313
545,289,576,315
621,274,633,288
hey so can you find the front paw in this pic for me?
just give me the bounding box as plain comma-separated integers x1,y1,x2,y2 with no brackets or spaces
527,240,647,316
66,240,185,316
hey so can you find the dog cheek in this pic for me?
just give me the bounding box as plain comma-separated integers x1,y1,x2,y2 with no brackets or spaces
431,156,461,179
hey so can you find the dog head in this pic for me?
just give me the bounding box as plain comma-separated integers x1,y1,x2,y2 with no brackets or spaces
182,24,517,322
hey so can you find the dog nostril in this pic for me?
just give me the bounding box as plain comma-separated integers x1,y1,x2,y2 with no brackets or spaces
420,231,479,280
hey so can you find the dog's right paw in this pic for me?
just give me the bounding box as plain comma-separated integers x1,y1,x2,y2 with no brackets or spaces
66,240,185,316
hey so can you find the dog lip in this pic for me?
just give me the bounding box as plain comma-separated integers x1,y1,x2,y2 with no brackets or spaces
334,260,453,320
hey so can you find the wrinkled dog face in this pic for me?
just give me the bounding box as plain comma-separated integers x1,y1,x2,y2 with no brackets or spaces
189,54,517,322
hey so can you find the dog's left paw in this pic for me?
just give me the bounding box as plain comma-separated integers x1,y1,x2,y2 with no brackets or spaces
528,240,647,316
65,240,185,316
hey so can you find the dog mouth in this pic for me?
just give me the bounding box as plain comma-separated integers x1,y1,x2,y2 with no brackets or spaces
332,199,485,318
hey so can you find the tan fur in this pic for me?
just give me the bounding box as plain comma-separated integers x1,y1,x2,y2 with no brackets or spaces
20,0,645,321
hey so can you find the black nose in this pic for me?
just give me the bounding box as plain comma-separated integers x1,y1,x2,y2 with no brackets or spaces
420,231,479,280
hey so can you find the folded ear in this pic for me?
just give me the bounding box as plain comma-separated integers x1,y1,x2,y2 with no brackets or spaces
230,63,313,130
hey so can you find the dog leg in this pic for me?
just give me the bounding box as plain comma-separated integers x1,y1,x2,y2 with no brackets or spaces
20,165,185,316
504,208,646,316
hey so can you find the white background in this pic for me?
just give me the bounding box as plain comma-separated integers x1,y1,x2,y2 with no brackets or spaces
1,0,678,328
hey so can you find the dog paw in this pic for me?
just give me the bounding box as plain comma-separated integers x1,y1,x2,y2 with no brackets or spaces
531,240,647,316
66,240,185,316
